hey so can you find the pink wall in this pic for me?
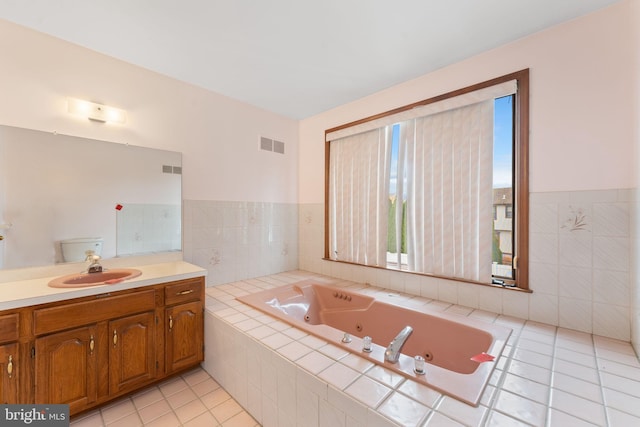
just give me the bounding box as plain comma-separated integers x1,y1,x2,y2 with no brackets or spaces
631,0,640,357
0,19,299,204
299,0,636,202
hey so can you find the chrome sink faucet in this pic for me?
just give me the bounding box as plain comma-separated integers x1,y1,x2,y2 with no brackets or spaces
384,325,413,363
85,252,103,274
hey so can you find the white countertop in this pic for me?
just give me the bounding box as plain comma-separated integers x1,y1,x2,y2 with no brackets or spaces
0,260,207,310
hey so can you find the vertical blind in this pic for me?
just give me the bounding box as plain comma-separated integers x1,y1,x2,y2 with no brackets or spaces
327,80,514,283
404,100,494,282
328,127,391,266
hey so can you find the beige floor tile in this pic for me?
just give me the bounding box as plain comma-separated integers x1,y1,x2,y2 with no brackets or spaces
159,376,189,397
101,398,136,425
71,411,104,427
175,399,208,424
167,387,198,410
184,411,221,427
211,399,243,423
201,388,232,410
105,411,142,427
137,398,172,424
191,377,221,397
221,411,260,427
132,387,165,410
145,411,181,427
182,367,214,386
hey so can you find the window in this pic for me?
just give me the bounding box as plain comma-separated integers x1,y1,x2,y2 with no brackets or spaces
506,206,513,219
325,70,529,290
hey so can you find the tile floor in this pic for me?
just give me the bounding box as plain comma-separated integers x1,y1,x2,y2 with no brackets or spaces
70,367,259,427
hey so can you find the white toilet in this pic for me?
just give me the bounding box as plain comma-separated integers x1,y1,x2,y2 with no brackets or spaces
60,237,103,262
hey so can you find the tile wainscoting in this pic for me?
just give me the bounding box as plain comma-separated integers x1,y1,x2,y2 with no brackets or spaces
299,189,634,342
184,200,298,286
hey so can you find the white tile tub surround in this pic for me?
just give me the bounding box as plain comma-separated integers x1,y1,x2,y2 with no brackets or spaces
299,188,634,342
204,270,640,427
184,200,298,286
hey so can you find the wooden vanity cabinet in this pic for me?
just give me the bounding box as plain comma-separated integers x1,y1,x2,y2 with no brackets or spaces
35,325,98,413
0,313,19,404
159,279,205,376
0,342,19,404
109,311,157,395
0,275,205,416
165,279,204,374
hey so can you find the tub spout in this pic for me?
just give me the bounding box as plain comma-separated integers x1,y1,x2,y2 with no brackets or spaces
385,325,413,363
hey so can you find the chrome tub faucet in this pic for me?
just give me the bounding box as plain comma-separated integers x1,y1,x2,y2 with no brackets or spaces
385,325,413,363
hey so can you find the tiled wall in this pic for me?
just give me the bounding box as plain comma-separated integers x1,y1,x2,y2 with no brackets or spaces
181,190,633,342
299,189,633,342
183,200,298,286
116,203,182,256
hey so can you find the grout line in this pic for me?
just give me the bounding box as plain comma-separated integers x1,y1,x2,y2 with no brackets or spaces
545,323,559,427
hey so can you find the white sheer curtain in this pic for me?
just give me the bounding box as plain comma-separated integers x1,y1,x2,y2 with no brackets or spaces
329,128,391,266
404,100,494,282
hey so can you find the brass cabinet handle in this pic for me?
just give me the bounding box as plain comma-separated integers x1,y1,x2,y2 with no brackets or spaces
90,335,95,354
7,355,13,379
177,289,194,296
169,315,173,331
113,330,118,347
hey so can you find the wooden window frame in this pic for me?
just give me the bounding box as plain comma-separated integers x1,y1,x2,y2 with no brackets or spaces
324,69,530,291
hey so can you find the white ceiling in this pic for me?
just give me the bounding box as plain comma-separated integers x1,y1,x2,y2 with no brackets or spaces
0,0,621,119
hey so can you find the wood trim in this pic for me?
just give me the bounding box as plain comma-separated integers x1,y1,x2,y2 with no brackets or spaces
324,69,530,290
325,69,527,136
514,69,530,290
324,139,331,259
33,290,156,335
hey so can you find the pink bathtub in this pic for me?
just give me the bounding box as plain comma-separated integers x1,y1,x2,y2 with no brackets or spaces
237,279,511,406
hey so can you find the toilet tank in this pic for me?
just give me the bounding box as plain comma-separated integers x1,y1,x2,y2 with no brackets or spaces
60,237,103,262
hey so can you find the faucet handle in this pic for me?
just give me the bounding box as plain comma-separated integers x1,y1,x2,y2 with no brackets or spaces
84,249,96,261
86,253,103,273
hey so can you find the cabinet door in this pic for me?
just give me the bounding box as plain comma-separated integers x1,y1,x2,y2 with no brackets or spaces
35,326,97,413
0,342,18,404
166,301,203,373
109,312,156,395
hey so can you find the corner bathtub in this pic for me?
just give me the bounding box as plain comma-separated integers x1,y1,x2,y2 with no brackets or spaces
237,279,512,406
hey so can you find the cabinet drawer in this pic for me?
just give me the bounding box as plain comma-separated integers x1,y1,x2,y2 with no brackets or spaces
165,278,204,306
33,289,156,335
0,313,19,344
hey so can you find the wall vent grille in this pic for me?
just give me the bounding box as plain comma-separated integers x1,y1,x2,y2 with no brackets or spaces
273,140,285,154
260,136,285,155
163,165,182,174
260,137,273,151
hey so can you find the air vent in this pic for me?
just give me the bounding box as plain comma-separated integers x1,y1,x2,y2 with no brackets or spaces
260,136,285,155
163,165,182,174
273,140,285,154
260,137,273,151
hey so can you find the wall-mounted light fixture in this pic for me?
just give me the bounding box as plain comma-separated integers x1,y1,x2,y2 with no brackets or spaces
67,98,126,124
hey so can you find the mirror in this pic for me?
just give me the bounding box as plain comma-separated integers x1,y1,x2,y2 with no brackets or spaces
0,125,182,270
